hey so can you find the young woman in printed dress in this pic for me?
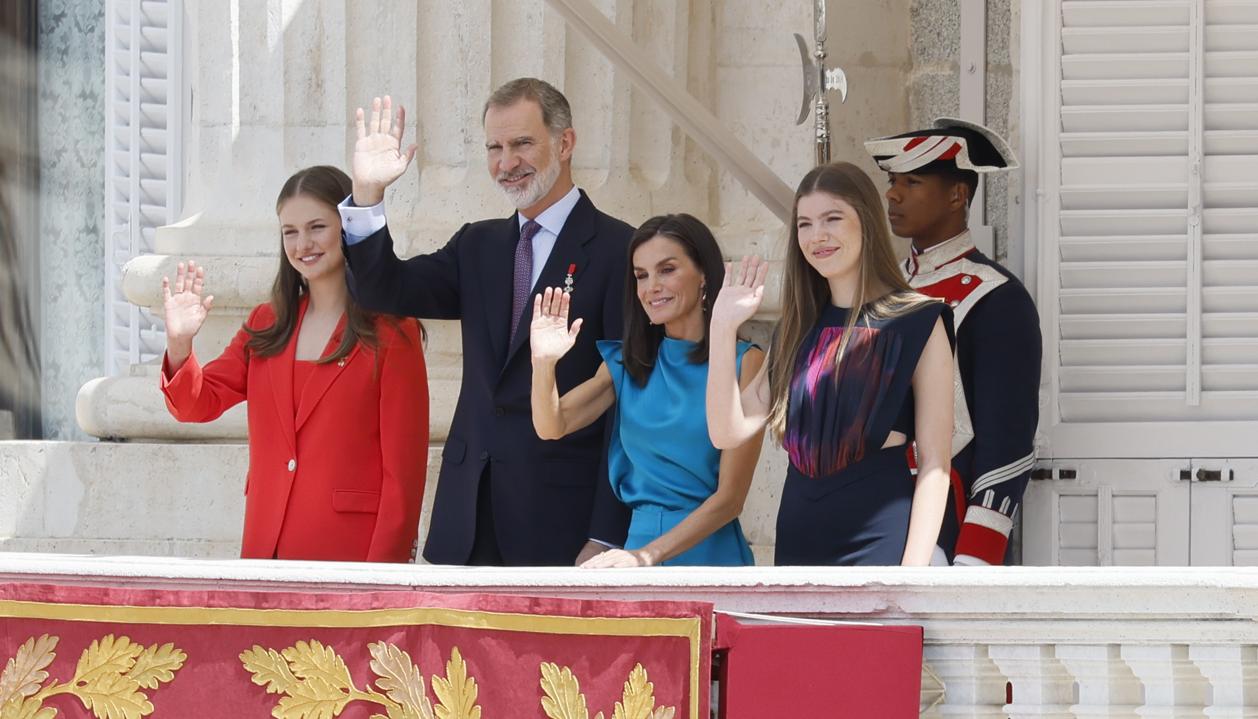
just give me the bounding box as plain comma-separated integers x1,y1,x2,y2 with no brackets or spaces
707,162,955,566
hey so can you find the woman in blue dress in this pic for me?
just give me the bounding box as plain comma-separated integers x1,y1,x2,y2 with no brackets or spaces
530,214,765,567
707,162,955,566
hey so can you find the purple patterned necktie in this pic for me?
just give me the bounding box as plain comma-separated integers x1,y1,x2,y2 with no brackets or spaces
510,219,543,344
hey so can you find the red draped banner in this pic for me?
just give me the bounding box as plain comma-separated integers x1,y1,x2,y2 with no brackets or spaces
0,582,711,719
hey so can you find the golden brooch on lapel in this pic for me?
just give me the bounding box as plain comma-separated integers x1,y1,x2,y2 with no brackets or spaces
0,633,187,719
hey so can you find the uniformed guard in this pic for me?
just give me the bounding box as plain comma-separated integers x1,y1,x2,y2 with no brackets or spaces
865,118,1042,566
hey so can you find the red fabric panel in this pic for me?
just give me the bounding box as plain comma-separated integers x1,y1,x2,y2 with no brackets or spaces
0,582,710,719
715,614,922,718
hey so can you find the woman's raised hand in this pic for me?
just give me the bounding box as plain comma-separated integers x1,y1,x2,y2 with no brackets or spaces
711,255,769,331
351,95,419,206
530,287,583,364
162,261,213,366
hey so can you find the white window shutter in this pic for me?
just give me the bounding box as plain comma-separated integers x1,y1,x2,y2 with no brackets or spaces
1201,0,1258,411
1045,0,1258,456
104,0,181,375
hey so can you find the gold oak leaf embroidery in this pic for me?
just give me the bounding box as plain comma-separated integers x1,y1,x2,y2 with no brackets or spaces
539,662,589,719
275,675,351,719
431,648,480,719
126,644,187,690
612,665,674,719
538,663,676,719
242,643,480,719
0,695,57,719
367,642,434,719
241,641,352,719
0,634,185,719
239,647,301,696
74,670,149,719
0,635,59,705
282,641,355,695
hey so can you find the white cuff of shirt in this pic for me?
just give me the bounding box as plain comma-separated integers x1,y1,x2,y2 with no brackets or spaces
338,194,388,245
588,538,620,550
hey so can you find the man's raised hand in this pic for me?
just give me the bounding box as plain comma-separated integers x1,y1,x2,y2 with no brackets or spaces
351,95,419,206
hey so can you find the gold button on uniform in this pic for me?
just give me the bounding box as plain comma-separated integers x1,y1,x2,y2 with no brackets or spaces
287,459,296,472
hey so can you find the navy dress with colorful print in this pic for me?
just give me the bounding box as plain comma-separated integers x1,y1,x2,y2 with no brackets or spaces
777,299,954,566
597,338,756,566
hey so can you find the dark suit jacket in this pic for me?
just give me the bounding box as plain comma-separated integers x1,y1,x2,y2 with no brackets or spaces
343,190,633,565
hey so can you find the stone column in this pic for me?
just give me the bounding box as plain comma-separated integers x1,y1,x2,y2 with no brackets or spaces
1121,644,1211,718
1055,644,1142,718
987,645,1074,719
920,644,1009,718
1188,645,1258,719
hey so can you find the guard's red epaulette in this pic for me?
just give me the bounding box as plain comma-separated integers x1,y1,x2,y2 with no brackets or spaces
904,231,1007,329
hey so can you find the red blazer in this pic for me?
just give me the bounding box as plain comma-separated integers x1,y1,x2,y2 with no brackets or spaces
161,301,429,562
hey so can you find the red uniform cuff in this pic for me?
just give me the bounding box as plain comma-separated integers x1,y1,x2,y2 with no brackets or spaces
954,506,1013,566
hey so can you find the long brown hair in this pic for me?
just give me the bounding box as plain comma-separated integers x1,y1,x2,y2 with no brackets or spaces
621,214,725,386
766,161,937,440
244,165,381,363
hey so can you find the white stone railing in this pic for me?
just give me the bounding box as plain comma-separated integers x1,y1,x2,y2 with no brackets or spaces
2,554,1256,716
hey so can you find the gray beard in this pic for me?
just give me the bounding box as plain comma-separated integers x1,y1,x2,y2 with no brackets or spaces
499,149,562,210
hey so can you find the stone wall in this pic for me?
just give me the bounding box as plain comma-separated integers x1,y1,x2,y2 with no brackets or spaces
37,0,105,440
909,0,1018,263
0,440,443,559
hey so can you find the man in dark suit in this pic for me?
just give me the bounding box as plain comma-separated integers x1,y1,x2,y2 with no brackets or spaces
338,78,632,566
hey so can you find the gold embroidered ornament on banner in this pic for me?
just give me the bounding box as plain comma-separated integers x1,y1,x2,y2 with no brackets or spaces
0,634,186,719
240,640,481,719
240,640,678,719
540,662,676,719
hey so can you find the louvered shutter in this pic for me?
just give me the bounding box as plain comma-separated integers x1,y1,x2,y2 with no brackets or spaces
1200,0,1258,414
104,0,181,375
1023,460,1190,565
1046,0,1258,456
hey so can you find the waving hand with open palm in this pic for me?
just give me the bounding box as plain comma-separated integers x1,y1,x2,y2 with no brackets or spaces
351,95,419,206
162,260,214,370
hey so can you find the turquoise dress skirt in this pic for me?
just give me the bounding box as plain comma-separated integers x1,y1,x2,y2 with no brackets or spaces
597,338,755,566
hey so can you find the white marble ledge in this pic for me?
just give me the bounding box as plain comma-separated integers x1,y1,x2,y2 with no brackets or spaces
3,553,1258,644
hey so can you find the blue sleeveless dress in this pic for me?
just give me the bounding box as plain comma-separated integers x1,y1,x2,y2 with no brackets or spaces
597,338,756,566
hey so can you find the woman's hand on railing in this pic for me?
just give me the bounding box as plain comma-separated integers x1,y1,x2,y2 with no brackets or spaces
579,547,656,568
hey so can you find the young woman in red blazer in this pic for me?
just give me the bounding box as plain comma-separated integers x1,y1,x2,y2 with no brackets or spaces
160,165,429,562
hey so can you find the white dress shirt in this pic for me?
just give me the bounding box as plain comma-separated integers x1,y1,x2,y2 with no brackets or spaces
338,185,582,291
